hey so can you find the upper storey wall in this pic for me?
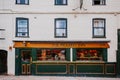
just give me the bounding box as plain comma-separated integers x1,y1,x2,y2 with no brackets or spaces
0,0,120,13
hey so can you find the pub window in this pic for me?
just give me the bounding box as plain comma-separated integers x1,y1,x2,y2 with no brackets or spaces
37,48,66,61
55,18,67,38
16,18,29,37
55,0,67,5
16,0,29,5
93,18,106,38
93,0,106,5
21,50,31,62
76,48,105,61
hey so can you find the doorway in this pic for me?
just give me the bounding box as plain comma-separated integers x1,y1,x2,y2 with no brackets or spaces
20,50,31,75
0,50,7,75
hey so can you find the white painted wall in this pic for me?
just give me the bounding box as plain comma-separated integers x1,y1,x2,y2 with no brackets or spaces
0,0,120,75
0,0,120,12
11,14,116,41
0,14,15,75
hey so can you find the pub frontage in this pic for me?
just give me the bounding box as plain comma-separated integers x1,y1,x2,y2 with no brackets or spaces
14,41,116,76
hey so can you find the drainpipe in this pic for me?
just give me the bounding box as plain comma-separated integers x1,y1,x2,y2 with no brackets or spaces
80,0,83,9
70,48,73,62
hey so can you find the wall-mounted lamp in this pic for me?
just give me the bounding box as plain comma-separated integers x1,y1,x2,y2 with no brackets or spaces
9,46,12,51
23,41,27,46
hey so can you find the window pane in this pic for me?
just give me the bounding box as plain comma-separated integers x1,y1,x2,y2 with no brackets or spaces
100,0,105,5
16,0,28,4
94,20,99,27
17,33,28,36
18,20,27,27
76,48,103,61
16,18,28,37
18,27,27,32
55,18,67,37
57,0,62,4
56,29,66,37
56,20,66,28
63,0,67,4
25,0,28,4
94,20,104,27
37,49,66,61
93,0,105,5
56,0,67,5
94,28,104,36
94,0,100,5
17,0,21,3
21,0,25,4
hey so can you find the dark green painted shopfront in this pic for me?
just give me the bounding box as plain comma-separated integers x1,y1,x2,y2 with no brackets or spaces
14,41,116,76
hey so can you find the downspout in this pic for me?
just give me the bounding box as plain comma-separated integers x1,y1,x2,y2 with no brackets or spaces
80,0,83,10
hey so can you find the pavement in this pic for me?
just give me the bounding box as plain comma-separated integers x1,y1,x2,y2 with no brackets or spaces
0,76,120,80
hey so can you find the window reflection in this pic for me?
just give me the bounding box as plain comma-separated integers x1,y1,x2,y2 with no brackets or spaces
37,48,66,61
77,49,103,61
21,50,31,62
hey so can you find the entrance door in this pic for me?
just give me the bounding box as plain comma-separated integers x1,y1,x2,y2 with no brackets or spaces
21,50,31,75
0,50,7,75
117,29,120,75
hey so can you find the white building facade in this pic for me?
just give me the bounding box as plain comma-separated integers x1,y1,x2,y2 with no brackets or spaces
0,0,120,76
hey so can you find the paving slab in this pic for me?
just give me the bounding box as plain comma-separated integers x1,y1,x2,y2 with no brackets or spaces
0,76,120,80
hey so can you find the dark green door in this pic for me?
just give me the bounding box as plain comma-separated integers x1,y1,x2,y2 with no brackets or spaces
117,29,120,75
20,49,32,75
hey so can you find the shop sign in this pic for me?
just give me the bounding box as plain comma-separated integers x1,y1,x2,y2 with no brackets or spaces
13,41,109,48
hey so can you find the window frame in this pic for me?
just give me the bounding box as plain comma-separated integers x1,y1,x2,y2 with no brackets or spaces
16,0,29,5
54,18,67,38
76,48,107,62
16,18,29,37
55,0,68,5
92,18,106,38
92,0,106,5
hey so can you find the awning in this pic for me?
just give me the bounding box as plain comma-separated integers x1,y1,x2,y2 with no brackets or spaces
13,41,110,48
